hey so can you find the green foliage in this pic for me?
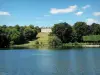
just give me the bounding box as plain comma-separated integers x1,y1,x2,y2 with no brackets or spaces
71,32,78,42
63,42,82,48
10,41,14,45
35,40,39,45
23,27,37,41
15,24,20,31
8,28,20,43
34,26,41,33
83,35,100,42
52,22,100,43
48,32,55,36
52,22,72,43
73,22,90,42
91,23,100,35
29,24,34,29
0,25,40,48
48,36,62,46
0,22,100,48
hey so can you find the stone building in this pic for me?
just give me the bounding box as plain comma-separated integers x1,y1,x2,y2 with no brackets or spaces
41,27,52,33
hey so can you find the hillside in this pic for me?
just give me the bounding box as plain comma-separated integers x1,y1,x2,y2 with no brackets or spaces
13,32,50,48
37,32,49,45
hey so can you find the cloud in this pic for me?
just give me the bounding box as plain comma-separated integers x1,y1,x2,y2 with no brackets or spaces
93,12,100,16
75,11,83,16
86,18,99,25
50,5,77,14
0,11,10,16
44,15,50,17
82,5,90,9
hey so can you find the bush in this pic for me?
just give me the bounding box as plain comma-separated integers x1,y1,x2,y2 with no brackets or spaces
35,40,39,45
10,41,14,45
48,32,54,36
48,36,62,46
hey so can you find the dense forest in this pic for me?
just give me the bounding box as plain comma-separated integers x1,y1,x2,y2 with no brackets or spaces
0,22,100,48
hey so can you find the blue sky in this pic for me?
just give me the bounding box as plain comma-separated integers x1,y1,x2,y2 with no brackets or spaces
0,0,100,27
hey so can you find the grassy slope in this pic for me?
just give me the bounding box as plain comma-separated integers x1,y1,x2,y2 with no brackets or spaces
13,32,49,47
37,32,49,45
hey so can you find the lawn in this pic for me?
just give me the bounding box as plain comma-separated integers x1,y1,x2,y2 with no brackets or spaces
37,32,49,45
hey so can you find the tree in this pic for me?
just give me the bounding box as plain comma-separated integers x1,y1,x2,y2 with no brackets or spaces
0,24,39,47
0,29,10,48
48,36,62,46
71,31,78,42
73,22,89,42
8,28,21,44
15,24,20,31
52,22,72,43
23,27,37,41
29,24,34,29
91,23,100,35
34,26,41,33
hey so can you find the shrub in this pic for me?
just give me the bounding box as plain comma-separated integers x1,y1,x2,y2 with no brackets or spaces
48,36,62,46
48,32,54,36
35,40,39,45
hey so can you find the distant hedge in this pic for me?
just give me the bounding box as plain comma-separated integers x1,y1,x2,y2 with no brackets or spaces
83,35,100,42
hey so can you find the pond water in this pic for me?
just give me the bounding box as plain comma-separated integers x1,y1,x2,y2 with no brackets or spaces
0,48,100,75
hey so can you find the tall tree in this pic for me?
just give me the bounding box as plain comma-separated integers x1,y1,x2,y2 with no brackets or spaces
73,22,89,42
52,22,72,43
91,23,100,35
23,27,37,41
15,24,20,31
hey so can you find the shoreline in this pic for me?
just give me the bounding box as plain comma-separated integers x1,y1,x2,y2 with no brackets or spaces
12,44,100,49
82,45,100,48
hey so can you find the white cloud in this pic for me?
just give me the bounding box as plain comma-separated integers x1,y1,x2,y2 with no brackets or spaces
82,5,90,9
0,11,10,16
93,12,100,16
75,11,83,16
86,18,99,25
44,15,50,17
50,5,77,14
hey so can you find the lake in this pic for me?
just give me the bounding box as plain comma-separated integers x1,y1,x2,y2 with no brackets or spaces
0,48,100,75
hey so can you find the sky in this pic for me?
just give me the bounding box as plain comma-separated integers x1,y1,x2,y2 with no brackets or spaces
0,0,100,27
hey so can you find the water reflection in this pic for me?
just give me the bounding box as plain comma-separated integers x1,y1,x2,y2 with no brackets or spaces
0,48,100,75
87,49,96,75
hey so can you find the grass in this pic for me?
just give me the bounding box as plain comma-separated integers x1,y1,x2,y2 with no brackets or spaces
13,32,50,48
36,32,49,45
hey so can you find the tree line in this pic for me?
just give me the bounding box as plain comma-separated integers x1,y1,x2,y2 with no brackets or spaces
0,22,100,48
0,25,41,48
51,22,100,44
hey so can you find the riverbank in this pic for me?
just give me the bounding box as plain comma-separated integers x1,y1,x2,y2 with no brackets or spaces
13,43,100,49
12,32,100,49
62,43,100,48
82,45,100,47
